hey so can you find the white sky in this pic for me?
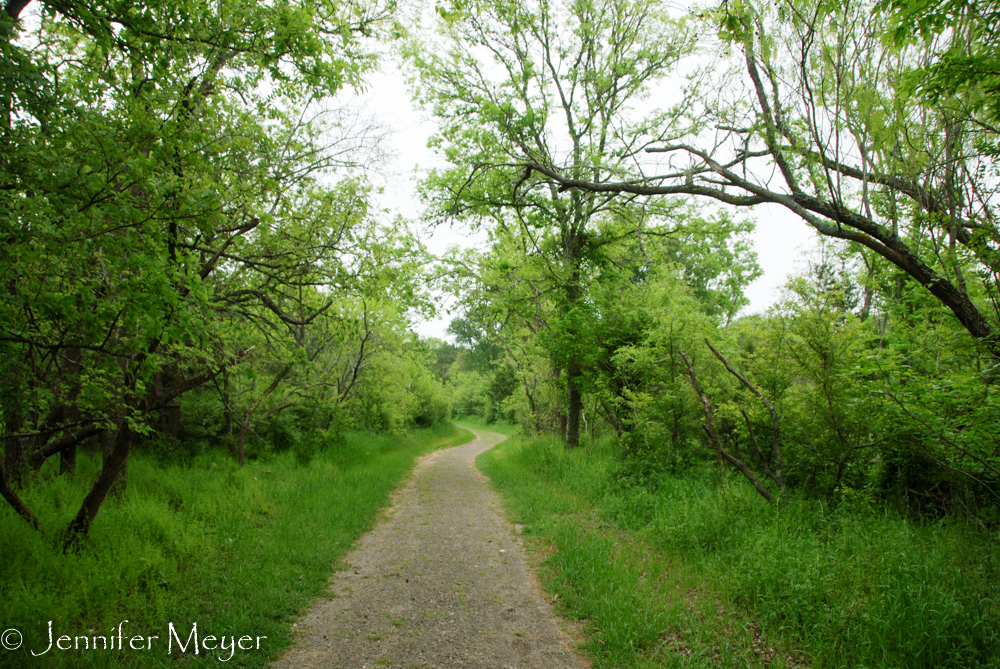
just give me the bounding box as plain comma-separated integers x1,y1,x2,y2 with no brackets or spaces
352,54,819,341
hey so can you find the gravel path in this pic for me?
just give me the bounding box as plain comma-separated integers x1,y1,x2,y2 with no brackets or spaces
271,426,587,669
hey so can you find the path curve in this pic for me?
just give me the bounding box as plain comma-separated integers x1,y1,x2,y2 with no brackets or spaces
271,426,586,669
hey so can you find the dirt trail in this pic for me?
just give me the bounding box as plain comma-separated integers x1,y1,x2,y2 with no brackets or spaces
271,426,586,669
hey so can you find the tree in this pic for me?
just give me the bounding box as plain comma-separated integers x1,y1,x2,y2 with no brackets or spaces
0,0,396,542
406,0,692,446
524,0,1000,362
880,0,1000,131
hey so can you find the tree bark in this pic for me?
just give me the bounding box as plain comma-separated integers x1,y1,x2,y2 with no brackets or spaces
235,363,292,466
30,404,64,472
60,366,223,545
220,372,232,436
101,421,128,500
563,263,585,449
155,369,182,441
65,422,134,548
35,423,101,461
2,0,31,22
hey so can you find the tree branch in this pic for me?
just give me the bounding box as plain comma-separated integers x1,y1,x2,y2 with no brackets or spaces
677,348,776,505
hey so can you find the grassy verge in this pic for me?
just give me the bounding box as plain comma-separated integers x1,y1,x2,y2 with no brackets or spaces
477,432,1000,669
0,423,473,668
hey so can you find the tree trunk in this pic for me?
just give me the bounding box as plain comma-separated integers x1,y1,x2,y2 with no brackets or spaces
237,421,249,467
33,423,100,462
235,363,292,466
84,432,99,455
0,460,41,530
517,368,540,434
705,340,785,493
220,372,233,437
859,284,873,322
155,370,182,441
60,349,81,477
3,431,24,489
60,445,76,476
30,405,64,472
101,422,128,500
60,366,222,547
161,403,181,441
563,263,584,449
65,422,135,547
565,362,582,449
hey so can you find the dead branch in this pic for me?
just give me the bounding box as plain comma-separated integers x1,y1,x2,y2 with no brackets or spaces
678,349,777,506
705,339,785,491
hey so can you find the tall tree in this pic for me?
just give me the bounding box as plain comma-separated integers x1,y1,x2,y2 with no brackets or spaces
406,0,692,446
524,0,1000,362
0,0,396,541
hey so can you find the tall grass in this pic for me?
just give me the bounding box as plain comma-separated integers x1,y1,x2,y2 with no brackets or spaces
478,433,1000,669
0,423,472,668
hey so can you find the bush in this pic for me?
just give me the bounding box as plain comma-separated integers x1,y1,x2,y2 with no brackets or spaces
268,413,301,454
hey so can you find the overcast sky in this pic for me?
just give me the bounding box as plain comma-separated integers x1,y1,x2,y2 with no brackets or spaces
350,52,820,341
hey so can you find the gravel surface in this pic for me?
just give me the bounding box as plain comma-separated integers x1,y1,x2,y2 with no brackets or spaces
271,426,587,669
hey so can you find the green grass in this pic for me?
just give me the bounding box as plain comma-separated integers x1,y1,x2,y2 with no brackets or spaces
0,423,473,668
452,415,521,437
477,432,1000,669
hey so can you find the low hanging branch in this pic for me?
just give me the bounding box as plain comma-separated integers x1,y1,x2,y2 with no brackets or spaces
704,339,785,492
677,348,777,506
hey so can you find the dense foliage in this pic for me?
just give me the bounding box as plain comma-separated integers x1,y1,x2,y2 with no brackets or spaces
0,0,452,544
415,0,1000,521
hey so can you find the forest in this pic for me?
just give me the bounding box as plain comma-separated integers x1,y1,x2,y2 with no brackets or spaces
1,0,998,666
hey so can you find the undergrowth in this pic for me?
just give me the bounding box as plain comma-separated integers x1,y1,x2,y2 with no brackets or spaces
477,432,1000,669
0,423,473,668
